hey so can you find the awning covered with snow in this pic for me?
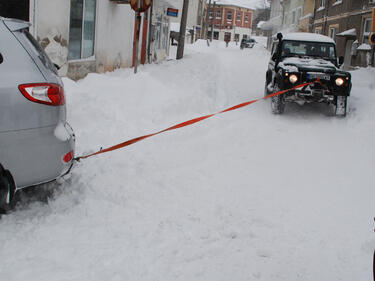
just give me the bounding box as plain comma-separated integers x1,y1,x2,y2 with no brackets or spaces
337,28,357,40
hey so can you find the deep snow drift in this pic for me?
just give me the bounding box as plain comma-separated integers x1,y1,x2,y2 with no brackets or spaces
1,38,374,281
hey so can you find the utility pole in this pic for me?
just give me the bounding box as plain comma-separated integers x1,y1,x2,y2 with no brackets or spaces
210,1,216,42
177,0,189,60
204,0,211,39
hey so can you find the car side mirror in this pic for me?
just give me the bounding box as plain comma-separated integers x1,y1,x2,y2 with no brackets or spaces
339,56,344,65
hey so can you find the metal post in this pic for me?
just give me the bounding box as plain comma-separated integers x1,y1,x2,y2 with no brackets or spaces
134,12,142,73
177,0,189,60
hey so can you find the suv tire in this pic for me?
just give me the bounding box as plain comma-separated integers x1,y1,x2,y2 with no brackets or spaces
271,84,285,114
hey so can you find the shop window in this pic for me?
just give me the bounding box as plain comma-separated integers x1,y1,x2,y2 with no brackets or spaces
68,0,96,60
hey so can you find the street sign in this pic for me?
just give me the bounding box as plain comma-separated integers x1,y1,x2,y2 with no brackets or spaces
370,32,375,45
167,8,178,17
130,0,152,13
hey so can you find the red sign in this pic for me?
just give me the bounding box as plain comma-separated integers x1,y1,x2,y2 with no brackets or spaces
130,0,152,13
167,8,178,17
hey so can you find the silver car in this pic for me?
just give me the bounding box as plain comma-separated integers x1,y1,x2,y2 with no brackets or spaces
0,18,75,212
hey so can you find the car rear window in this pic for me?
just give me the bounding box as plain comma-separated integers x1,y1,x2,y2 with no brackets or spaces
20,30,58,74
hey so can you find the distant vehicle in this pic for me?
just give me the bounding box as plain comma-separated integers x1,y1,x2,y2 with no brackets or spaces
265,32,351,116
0,18,75,212
240,38,256,49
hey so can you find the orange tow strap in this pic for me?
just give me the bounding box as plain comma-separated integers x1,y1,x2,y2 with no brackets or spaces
74,79,319,161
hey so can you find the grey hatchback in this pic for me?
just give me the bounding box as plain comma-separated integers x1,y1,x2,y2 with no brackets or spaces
0,18,75,212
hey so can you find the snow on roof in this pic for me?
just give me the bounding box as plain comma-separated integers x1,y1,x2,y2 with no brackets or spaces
282,32,335,44
208,0,259,10
357,43,372,51
337,28,357,37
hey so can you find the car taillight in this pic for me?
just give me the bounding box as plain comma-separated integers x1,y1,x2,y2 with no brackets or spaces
18,83,65,106
63,151,73,163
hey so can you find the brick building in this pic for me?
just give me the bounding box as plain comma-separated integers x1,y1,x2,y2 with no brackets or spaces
313,0,374,67
207,1,254,42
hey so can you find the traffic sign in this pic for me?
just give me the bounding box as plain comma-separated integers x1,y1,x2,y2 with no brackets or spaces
130,0,152,13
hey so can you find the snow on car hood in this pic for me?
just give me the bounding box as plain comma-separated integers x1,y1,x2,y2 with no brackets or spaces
279,57,337,73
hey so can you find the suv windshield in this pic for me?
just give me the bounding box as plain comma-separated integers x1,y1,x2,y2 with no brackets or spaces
281,40,337,61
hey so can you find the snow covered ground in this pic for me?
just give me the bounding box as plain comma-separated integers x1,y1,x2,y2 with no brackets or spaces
1,38,375,281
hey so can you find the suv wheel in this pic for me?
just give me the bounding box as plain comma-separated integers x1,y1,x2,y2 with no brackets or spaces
271,84,285,114
0,168,16,214
335,96,347,117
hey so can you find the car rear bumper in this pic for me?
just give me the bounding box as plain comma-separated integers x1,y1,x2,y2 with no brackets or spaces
0,122,75,189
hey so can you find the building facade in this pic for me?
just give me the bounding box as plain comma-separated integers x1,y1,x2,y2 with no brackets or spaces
260,0,315,48
0,0,171,80
168,0,207,43
207,3,254,42
313,0,374,67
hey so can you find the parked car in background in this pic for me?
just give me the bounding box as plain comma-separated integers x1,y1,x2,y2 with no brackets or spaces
265,32,351,116
0,17,75,212
240,38,256,49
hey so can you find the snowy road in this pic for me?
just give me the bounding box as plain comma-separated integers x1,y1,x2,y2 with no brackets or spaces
1,39,375,281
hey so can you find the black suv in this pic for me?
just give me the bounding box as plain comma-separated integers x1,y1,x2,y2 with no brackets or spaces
265,32,351,116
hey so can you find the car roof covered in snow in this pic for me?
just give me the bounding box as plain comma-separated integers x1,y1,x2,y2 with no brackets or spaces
281,33,335,44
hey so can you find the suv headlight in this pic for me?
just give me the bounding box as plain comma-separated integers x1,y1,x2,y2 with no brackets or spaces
335,77,345,86
289,74,298,84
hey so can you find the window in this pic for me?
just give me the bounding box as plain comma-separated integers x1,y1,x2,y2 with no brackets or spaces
68,0,96,60
245,14,249,22
237,12,241,21
330,28,336,41
363,18,372,44
216,10,221,18
320,0,326,7
209,11,213,19
282,41,336,60
227,11,232,21
297,7,302,21
370,0,375,3
292,11,296,24
329,25,338,41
